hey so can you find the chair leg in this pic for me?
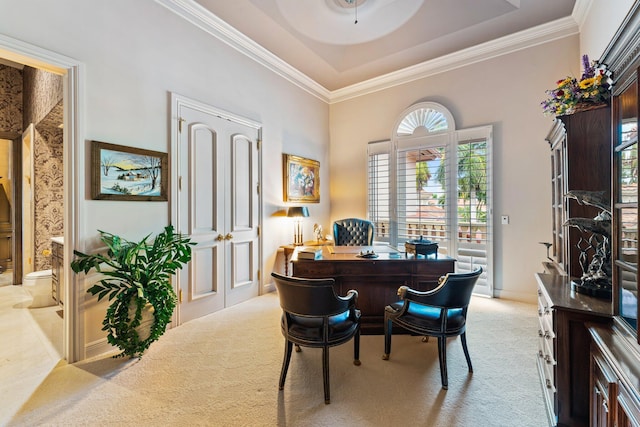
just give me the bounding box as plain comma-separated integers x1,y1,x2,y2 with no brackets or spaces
279,340,293,390
437,336,448,390
382,316,392,360
461,332,473,373
322,346,330,404
353,329,361,366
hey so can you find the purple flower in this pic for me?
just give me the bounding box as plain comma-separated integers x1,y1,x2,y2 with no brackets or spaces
581,54,595,79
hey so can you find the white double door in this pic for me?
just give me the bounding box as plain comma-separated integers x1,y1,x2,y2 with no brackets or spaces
173,95,261,324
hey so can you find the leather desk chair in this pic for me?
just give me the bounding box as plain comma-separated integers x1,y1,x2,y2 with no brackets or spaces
271,272,361,404
382,268,483,389
333,218,375,246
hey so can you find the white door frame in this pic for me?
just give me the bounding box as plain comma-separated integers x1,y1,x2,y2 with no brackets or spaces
0,33,84,362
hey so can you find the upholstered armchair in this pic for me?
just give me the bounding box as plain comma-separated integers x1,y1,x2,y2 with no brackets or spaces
271,272,361,404
382,268,483,389
333,218,375,246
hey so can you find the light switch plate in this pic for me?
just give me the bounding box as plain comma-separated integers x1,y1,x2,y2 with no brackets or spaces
501,215,509,225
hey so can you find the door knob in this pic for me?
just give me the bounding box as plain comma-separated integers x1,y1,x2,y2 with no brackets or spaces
216,234,225,241
225,233,233,240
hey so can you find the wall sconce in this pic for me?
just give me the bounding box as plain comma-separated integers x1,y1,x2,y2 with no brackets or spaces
287,206,310,246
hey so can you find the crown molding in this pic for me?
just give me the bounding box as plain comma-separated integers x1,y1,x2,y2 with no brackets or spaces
156,0,578,105
155,0,332,103
329,16,579,103
571,0,594,28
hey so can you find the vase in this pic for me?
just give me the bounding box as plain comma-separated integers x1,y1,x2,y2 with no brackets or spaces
127,297,155,342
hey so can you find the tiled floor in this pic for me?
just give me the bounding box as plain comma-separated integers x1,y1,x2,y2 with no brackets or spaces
0,272,64,425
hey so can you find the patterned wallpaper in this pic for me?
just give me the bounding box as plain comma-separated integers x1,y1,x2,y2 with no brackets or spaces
0,64,23,135
23,66,63,126
34,102,63,271
23,67,64,272
0,65,64,272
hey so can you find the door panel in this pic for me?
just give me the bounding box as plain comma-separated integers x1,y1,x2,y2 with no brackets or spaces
176,98,260,323
226,132,259,307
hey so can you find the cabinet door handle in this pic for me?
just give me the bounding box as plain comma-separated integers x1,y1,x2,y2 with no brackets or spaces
225,233,233,240
216,234,225,241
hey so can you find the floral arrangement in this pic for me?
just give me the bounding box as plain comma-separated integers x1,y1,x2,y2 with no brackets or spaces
541,55,611,116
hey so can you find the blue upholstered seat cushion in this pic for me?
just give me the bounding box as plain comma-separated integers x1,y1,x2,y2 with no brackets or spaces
387,301,465,334
283,310,360,343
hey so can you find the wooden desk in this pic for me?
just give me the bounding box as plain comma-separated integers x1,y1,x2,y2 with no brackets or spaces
281,241,333,275
292,246,455,334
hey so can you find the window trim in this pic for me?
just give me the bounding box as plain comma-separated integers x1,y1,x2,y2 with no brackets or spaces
368,102,493,296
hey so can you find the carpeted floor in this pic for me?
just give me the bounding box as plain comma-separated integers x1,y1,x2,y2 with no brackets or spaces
9,292,548,426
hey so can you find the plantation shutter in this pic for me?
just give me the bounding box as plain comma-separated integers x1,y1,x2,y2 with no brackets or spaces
368,140,391,243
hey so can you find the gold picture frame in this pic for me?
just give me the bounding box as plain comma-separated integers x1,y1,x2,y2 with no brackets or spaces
283,154,320,203
91,140,168,201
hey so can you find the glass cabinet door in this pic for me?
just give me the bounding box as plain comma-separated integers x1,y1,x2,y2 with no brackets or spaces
614,75,639,333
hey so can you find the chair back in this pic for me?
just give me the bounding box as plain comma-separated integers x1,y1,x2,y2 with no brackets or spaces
271,272,351,317
333,218,375,246
425,268,483,308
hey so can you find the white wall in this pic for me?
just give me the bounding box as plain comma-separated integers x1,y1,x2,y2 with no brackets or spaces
329,36,580,302
580,0,635,60
0,0,330,357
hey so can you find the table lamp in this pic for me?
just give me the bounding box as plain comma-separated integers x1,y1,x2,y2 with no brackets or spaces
287,206,309,246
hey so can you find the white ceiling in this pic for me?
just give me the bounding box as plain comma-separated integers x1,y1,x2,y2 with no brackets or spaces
194,0,577,92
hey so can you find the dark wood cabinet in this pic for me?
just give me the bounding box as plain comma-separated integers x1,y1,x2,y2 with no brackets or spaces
589,322,640,427
545,106,612,278
586,4,640,427
536,273,612,427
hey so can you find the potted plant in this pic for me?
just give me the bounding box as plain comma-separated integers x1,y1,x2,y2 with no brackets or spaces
71,225,193,358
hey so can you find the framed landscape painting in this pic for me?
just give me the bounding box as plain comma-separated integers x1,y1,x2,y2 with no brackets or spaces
283,153,320,203
91,141,168,201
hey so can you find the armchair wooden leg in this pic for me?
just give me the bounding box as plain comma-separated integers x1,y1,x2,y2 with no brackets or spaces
437,336,448,390
322,346,331,404
295,344,301,352
353,330,361,366
279,340,294,390
461,332,473,373
382,317,392,360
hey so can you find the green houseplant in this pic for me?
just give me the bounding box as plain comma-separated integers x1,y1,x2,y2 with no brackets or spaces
71,225,193,358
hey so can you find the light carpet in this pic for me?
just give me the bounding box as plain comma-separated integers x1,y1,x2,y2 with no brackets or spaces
9,292,548,426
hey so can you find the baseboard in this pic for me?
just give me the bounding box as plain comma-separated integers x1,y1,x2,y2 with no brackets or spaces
262,281,275,294
84,338,116,360
493,289,537,304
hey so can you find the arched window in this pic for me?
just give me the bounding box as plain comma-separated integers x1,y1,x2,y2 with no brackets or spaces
368,102,493,296
396,104,452,136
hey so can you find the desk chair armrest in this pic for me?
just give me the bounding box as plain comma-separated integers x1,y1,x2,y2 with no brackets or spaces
342,289,359,318
397,275,448,303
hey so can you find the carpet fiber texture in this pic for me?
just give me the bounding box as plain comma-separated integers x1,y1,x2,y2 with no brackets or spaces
10,292,548,426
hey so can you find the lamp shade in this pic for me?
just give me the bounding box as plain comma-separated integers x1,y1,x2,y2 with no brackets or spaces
287,206,310,218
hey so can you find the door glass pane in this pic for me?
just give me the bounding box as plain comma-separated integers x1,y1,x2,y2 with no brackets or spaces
397,146,449,251
616,79,638,330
